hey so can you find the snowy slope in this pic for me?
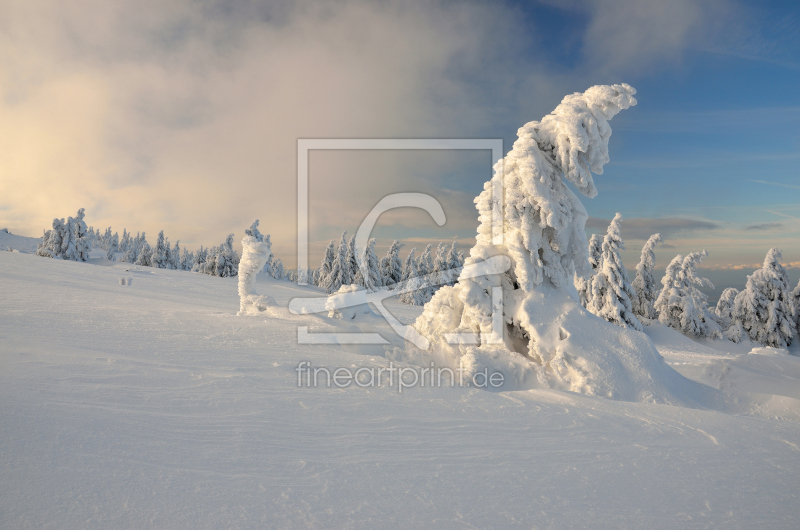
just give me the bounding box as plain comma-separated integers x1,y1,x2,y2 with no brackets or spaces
0,228,40,253
1,251,800,529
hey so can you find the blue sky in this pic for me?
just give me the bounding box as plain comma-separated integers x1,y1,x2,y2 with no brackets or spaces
0,0,798,285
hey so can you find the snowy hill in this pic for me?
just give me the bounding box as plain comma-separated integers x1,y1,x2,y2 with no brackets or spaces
0,228,40,253
2,251,800,528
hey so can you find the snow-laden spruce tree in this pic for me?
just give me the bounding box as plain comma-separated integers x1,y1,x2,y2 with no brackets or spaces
401,248,417,284
393,84,700,401
318,240,335,289
214,234,239,277
151,231,168,268
383,240,404,288
180,248,192,271
324,232,351,294
576,233,603,307
37,209,90,261
359,238,383,292
631,233,663,321
793,279,800,337
106,232,118,261
169,241,181,270
432,243,451,291
715,287,744,342
270,258,284,280
587,213,641,330
731,248,796,348
135,240,153,267
653,251,721,339
443,242,461,286
347,236,359,284
245,220,264,242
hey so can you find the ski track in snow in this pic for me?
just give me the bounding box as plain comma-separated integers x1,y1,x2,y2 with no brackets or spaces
1,251,800,529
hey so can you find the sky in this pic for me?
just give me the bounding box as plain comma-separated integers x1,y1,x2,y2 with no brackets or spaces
1,0,798,289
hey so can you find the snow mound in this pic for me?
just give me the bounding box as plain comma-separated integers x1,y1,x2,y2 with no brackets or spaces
326,285,377,321
397,284,718,405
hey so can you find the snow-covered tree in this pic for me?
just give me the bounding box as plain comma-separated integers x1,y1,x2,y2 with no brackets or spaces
106,232,119,261
384,240,404,288
793,279,800,338
213,234,239,277
359,238,382,292
318,240,336,289
36,218,65,258
324,232,351,294
715,287,744,342
169,241,181,270
36,209,89,261
631,233,662,321
120,229,130,252
192,246,207,272
181,248,192,271
151,231,168,268
270,258,284,280
731,248,796,348
586,213,641,330
347,236,359,284
401,248,417,284
444,242,462,286
379,256,392,287
237,233,273,315
135,240,153,267
654,251,721,339
404,84,648,391
576,233,604,307
245,219,265,242
432,243,450,291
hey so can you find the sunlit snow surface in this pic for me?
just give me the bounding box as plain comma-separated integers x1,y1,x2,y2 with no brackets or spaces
2,251,799,529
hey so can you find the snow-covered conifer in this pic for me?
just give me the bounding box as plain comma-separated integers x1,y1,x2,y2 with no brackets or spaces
181,248,191,271
731,248,796,348
407,84,646,388
123,233,140,264
631,233,662,320
318,240,336,289
325,232,350,294
106,232,119,261
359,238,382,292
347,236,359,284
385,240,404,289
654,251,720,338
444,242,461,286
135,241,153,267
169,241,181,270
401,248,417,284
270,258,284,280
576,233,604,307
587,213,641,330
793,279,800,337
245,219,264,242
192,246,206,272
380,256,392,287
237,233,273,315
36,218,65,258
214,234,239,277
152,231,168,268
